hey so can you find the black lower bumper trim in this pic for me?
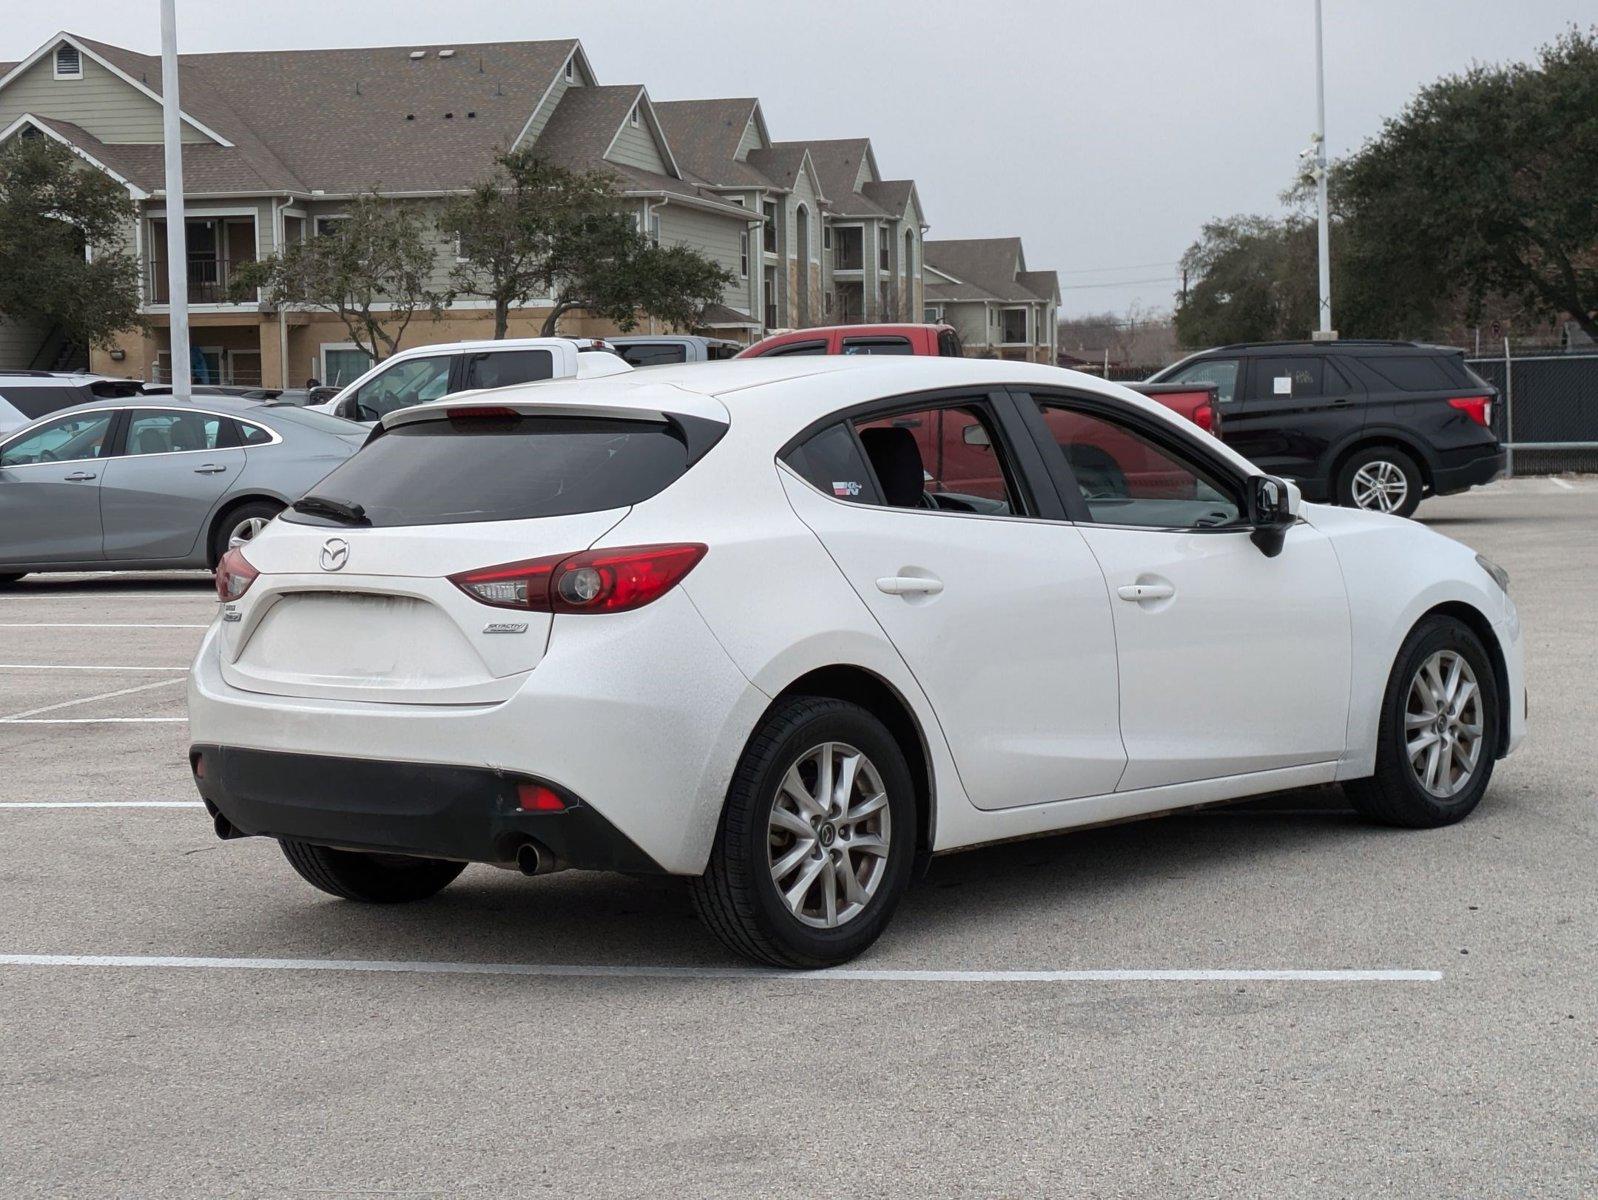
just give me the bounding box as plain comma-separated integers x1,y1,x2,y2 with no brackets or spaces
1433,448,1506,495
189,744,664,874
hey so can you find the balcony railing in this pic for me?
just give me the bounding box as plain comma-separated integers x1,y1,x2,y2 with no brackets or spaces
145,256,254,305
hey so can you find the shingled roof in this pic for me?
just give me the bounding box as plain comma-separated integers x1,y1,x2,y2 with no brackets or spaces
653,98,775,190
923,237,1054,303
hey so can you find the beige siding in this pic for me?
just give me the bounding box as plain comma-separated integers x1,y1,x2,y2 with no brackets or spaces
0,53,209,145
0,314,49,371
517,55,588,149
657,204,747,313
735,114,762,160
606,110,668,173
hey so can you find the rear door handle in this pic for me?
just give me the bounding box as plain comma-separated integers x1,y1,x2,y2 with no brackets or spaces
194,464,227,475
876,576,944,597
1117,582,1175,602
64,471,97,481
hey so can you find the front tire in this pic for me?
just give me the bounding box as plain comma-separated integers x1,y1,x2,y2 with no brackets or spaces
279,839,466,903
691,696,917,968
1337,447,1423,517
1345,615,1499,828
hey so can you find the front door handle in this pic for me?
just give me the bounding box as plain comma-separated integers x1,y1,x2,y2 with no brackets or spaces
194,464,227,475
1117,582,1175,602
64,471,97,481
877,576,944,597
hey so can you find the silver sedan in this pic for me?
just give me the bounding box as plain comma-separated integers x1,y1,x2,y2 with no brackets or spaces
0,397,367,583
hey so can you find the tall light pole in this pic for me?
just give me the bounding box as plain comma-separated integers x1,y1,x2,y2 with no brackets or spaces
160,0,191,398
1313,0,1334,340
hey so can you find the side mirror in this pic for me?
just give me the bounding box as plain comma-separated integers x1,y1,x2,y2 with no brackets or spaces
1247,474,1300,557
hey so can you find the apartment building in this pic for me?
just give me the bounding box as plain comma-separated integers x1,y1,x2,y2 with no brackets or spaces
922,238,1060,363
0,30,1050,385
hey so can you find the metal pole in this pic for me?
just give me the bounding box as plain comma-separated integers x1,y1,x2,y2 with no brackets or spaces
1313,0,1333,338
1503,336,1514,479
160,0,190,400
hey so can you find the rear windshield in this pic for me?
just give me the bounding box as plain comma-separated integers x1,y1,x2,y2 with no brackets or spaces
2,384,87,419
618,343,688,367
282,415,694,527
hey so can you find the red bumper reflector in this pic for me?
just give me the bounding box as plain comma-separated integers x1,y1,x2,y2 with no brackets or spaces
517,783,566,812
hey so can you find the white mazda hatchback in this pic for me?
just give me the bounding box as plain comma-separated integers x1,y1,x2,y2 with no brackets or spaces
189,356,1526,967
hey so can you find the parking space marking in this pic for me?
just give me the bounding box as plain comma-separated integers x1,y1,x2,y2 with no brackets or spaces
0,622,209,629
2,677,185,721
1550,477,1575,490
0,717,187,724
0,663,189,672
0,801,203,808
0,954,1443,984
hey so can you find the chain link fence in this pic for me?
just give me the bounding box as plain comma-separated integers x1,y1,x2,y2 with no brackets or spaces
1464,344,1598,475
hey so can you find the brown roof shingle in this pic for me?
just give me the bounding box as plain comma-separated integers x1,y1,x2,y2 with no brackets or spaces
924,237,1053,303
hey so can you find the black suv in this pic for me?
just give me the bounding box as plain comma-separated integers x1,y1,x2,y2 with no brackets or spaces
1146,340,1503,517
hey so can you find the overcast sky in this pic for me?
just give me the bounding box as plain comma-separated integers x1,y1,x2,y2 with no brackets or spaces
6,1,1591,317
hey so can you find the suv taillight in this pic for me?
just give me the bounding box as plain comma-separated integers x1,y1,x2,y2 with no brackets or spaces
450,543,708,613
1448,396,1492,428
215,546,259,602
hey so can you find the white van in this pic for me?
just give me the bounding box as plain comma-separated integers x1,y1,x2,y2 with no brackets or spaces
312,338,631,424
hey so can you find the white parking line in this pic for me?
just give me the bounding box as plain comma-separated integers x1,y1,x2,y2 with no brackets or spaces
2,677,185,720
0,954,1443,983
0,663,188,672
0,801,203,808
0,717,187,724
0,623,208,629
1549,477,1575,491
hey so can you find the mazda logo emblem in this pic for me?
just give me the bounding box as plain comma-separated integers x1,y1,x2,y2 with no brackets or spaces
319,538,350,572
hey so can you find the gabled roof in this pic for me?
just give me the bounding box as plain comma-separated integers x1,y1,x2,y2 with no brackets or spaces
774,137,892,216
653,98,775,190
923,237,1055,304
0,114,150,196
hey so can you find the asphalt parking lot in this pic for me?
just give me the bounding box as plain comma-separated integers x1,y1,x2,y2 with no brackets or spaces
0,477,1593,1199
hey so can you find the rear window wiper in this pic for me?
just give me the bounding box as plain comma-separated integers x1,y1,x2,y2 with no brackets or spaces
291,494,370,525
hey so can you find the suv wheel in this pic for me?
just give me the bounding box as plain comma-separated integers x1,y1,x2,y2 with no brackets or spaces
279,839,467,902
1338,448,1422,517
1345,615,1499,828
691,696,917,968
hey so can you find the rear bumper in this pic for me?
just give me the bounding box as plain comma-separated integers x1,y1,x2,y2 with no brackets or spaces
190,744,662,871
1433,447,1505,496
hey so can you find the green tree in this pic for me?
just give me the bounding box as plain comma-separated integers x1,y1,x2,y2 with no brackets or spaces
440,148,734,339
1174,214,1318,346
232,192,447,361
1340,28,1598,340
0,135,142,353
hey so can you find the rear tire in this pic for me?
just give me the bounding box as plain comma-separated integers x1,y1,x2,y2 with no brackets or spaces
211,500,282,566
1337,447,1423,518
691,696,917,968
279,839,466,903
1345,615,1499,829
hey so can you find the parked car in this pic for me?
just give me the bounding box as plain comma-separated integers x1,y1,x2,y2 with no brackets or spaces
0,371,143,436
609,335,743,367
0,397,365,584
737,322,964,358
1146,340,1504,517
311,338,631,424
189,356,1524,968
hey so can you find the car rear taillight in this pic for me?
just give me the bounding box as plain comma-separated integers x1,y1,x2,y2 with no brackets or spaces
1448,396,1493,427
1193,402,1214,434
449,543,708,614
215,546,258,602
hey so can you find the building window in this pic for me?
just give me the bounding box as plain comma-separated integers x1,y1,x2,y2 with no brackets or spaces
762,200,778,254
565,59,575,83
824,291,833,315
739,230,749,278
54,43,83,79
1002,307,1029,344
878,234,889,272
924,306,942,323
648,211,660,245
314,215,349,238
630,104,640,128
823,226,832,252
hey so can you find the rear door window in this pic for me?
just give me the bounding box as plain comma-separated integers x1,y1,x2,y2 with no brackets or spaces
618,343,688,367
763,340,827,357
283,415,704,527
1166,358,1240,404
1252,357,1324,400
840,336,913,355
461,349,554,390
782,423,881,504
852,402,1027,515
123,409,225,455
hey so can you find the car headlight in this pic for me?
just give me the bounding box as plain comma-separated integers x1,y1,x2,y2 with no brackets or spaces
1475,553,1510,595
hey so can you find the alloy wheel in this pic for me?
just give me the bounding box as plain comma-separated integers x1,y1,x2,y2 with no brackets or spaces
1350,460,1409,513
229,516,271,549
766,741,892,929
1405,650,1484,798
